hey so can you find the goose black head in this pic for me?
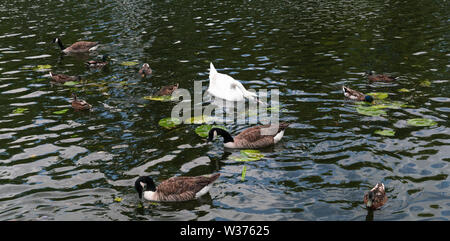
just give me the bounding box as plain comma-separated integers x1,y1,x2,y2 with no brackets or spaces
134,176,156,199
207,128,234,143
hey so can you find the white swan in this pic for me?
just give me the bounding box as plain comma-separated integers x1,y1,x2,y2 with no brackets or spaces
207,62,258,102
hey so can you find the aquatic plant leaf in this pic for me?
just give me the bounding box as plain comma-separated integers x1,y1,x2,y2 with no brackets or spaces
114,197,122,202
374,129,395,136
366,92,388,100
184,115,214,124
13,107,28,114
143,95,174,101
241,165,247,181
398,88,410,92
407,118,437,127
63,81,79,86
419,80,431,87
158,117,182,129
356,106,387,116
53,109,69,115
33,64,52,71
120,61,139,66
195,125,227,138
230,150,265,162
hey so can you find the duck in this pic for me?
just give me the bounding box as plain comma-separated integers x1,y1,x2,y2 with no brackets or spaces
49,72,80,84
71,93,92,111
53,37,99,54
207,122,290,149
155,83,179,96
134,173,220,202
364,183,388,210
85,55,109,69
207,62,258,102
342,86,374,103
367,71,396,82
139,63,152,77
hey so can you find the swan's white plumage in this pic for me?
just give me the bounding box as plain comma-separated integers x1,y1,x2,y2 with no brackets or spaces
207,62,258,102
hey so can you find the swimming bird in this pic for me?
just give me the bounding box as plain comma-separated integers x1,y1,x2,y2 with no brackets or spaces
207,122,290,149
139,63,152,77
155,83,179,96
342,86,374,103
49,72,80,84
367,71,396,82
364,183,388,210
71,93,92,111
207,62,258,102
53,37,99,54
85,55,109,69
134,173,220,202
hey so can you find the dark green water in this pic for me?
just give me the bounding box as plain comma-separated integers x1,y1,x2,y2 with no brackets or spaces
0,0,449,220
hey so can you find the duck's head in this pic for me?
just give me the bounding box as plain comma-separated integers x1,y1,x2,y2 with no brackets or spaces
142,63,150,69
134,176,156,199
366,191,375,208
364,95,374,103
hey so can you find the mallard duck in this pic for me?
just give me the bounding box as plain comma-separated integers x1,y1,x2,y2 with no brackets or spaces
364,183,388,210
207,122,290,149
367,71,396,82
139,63,152,77
342,86,374,103
71,93,92,111
49,72,80,84
155,83,179,96
85,55,108,69
207,62,258,102
53,37,99,54
134,173,220,202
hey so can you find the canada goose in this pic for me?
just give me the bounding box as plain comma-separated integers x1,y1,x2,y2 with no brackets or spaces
135,173,220,202
207,122,290,148
155,83,179,96
364,183,388,210
53,37,99,54
367,71,396,82
71,93,92,111
342,86,374,103
207,62,258,102
85,55,109,69
49,72,80,84
139,63,152,77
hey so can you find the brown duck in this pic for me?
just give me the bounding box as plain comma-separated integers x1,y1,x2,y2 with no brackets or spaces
342,86,374,103
155,83,179,96
367,71,396,82
364,183,388,210
71,93,92,111
49,72,80,84
86,55,108,69
135,173,220,202
53,37,99,54
207,122,290,149
139,63,152,77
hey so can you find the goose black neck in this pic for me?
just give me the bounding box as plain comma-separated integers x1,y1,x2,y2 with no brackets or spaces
57,39,65,50
210,128,234,143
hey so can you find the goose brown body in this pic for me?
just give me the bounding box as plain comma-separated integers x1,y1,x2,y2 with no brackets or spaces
53,38,99,54
71,94,92,111
155,84,179,96
49,72,80,84
364,183,388,210
135,173,220,202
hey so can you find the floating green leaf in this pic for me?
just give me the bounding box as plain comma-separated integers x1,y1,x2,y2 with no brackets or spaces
374,129,396,136
398,88,410,93
184,115,214,124
63,81,79,86
33,64,52,71
407,118,437,127
366,92,388,100
241,165,247,181
195,125,227,138
120,61,139,66
143,95,174,101
158,117,182,129
13,107,28,114
114,197,122,202
356,106,387,116
53,109,69,115
230,150,265,162
419,80,431,87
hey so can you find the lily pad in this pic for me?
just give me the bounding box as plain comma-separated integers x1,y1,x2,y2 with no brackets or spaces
33,64,52,71
13,107,28,114
158,117,182,129
114,197,122,202
374,129,396,136
356,106,387,116
143,95,175,101
195,125,227,138
241,165,247,181
230,150,265,162
407,118,437,127
419,80,431,87
366,92,388,100
63,81,79,86
398,88,410,93
184,115,214,124
53,109,69,115
120,61,139,66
